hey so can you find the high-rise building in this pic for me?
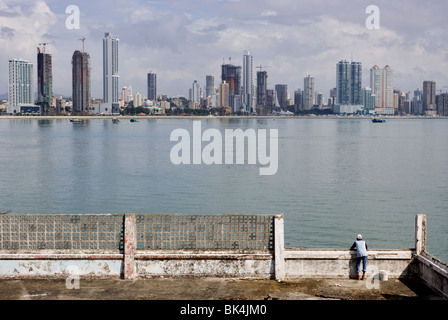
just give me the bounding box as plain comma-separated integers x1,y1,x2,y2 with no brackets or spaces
37,47,53,115
370,65,394,114
303,75,315,110
206,75,215,98
219,81,230,108
221,63,241,96
103,32,119,114
437,93,448,116
256,71,268,115
72,50,91,115
192,80,201,105
294,89,303,112
382,65,394,109
336,60,362,108
361,87,375,111
275,84,288,111
370,65,382,108
423,81,436,114
147,72,157,101
242,51,254,111
7,59,34,114
350,62,362,105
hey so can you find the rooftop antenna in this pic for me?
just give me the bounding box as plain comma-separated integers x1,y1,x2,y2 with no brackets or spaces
79,36,86,53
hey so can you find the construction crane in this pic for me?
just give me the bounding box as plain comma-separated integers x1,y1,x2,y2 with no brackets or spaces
256,65,272,72
79,36,86,53
37,42,54,54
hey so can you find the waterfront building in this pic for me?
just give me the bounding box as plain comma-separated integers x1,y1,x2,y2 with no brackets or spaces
334,60,363,114
134,92,142,107
383,65,394,109
423,81,437,115
37,47,53,115
294,89,303,112
437,93,448,116
256,71,268,115
103,32,120,114
206,75,215,98
191,80,201,105
275,84,288,111
361,87,375,112
72,50,91,115
219,81,230,108
7,59,35,114
303,74,315,111
221,63,241,110
369,65,394,114
147,72,157,101
242,51,254,112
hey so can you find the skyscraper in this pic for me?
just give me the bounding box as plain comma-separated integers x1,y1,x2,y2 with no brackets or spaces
370,65,382,108
72,50,91,115
275,84,288,111
103,32,119,113
256,71,268,115
221,63,241,95
192,80,201,105
294,89,303,112
437,93,448,116
37,47,53,115
350,61,362,105
7,59,34,114
369,65,394,114
242,51,254,111
147,72,157,101
423,81,436,114
382,65,394,109
336,60,362,108
206,75,215,98
336,60,351,106
303,75,315,110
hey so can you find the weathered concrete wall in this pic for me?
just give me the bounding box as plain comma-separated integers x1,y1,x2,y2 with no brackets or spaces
284,249,416,279
135,252,274,278
415,253,448,299
0,259,122,279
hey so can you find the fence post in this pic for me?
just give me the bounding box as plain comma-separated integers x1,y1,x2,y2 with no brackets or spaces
124,214,137,279
415,214,427,255
274,214,285,281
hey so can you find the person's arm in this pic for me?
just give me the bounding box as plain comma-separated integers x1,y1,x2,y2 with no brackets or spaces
366,243,368,250
350,242,356,250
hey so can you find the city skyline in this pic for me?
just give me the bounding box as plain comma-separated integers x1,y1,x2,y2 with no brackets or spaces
0,0,447,100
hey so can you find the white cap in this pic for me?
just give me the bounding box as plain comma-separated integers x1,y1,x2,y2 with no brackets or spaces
357,234,363,240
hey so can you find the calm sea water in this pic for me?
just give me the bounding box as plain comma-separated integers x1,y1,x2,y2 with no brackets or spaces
0,118,447,262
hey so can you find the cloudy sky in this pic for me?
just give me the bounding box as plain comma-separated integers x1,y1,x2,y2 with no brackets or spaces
1,0,447,100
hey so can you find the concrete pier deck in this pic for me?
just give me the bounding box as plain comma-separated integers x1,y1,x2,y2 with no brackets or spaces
0,277,443,301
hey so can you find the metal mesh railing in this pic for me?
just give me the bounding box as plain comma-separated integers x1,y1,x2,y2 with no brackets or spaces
135,214,274,251
0,214,275,252
0,214,124,251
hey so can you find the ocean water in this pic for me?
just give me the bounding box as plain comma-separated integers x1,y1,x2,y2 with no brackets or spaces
0,117,447,262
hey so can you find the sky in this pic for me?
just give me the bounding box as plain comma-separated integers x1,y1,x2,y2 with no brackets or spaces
1,0,447,100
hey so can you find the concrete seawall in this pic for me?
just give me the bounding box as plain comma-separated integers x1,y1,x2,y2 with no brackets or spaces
0,213,446,299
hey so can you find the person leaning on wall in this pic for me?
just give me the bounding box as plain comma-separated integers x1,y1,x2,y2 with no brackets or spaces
350,234,368,280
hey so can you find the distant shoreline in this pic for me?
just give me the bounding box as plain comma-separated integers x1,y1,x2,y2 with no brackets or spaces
0,115,447,120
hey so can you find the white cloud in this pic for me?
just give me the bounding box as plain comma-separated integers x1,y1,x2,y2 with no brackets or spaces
261,10,277,17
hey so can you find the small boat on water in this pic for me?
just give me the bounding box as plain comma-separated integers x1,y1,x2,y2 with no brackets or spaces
130,118,138,123
70,118,83,123
112,118,120,124
372,118,386,123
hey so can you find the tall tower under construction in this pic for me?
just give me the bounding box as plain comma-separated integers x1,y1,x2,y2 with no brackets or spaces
37,45,53,115
72,48,91,115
